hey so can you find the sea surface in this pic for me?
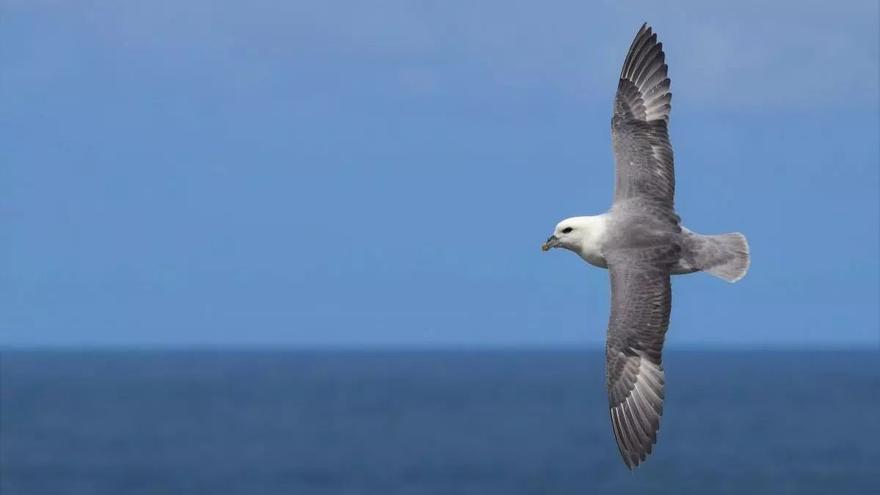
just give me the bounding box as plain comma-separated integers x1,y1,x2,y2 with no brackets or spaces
1,350,878,495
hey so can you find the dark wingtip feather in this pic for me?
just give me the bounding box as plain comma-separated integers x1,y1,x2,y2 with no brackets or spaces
616,23,671,123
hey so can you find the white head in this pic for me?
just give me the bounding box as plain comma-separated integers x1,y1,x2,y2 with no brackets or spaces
542,217,592,252
541,215,609,267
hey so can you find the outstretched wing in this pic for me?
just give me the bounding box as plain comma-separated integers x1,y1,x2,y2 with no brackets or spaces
612,23,675,207
605,248,673,469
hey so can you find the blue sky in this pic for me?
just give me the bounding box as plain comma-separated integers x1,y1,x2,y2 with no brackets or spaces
1,0,877,348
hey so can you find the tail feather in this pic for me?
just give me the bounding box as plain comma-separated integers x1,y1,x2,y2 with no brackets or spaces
684,231,750,283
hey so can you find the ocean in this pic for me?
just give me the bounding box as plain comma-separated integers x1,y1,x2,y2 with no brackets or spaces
1,350,878,494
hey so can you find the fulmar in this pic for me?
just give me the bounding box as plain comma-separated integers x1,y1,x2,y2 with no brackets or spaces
541,23,750,469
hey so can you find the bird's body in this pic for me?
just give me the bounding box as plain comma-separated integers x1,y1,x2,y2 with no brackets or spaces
542,24,750,469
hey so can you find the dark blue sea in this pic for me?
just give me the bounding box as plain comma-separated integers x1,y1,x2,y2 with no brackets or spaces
1,350,878,494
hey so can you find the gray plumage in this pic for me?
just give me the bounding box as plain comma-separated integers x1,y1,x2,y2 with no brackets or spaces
542,23,749,469
612,23,675,207
603,22,678,470
603,24,749,468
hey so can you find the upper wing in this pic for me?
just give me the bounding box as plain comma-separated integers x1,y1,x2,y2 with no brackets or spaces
612,24,675,207
605,249,673,469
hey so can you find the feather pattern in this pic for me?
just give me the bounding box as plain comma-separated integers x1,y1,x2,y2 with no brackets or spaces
604,247,674,469
612,23,675,207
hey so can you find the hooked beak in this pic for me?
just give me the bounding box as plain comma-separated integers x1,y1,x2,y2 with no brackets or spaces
542,235,559,252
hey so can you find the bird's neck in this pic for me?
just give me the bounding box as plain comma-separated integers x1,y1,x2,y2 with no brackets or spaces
575,214,609,268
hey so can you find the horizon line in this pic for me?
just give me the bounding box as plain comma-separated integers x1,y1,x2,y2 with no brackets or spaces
1,341,877,353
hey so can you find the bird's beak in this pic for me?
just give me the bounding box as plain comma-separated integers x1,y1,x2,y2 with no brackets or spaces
542,235,559,252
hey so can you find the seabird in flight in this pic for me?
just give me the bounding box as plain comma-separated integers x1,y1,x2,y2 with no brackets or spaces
541,23,750,469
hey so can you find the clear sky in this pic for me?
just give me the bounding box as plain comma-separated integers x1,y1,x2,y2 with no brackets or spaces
1,0,877,348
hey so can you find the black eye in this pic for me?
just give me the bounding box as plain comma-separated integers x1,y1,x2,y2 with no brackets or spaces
562,227,573,234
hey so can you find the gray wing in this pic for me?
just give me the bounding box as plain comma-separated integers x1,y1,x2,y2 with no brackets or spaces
605,248,673,469
612,23,675,207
